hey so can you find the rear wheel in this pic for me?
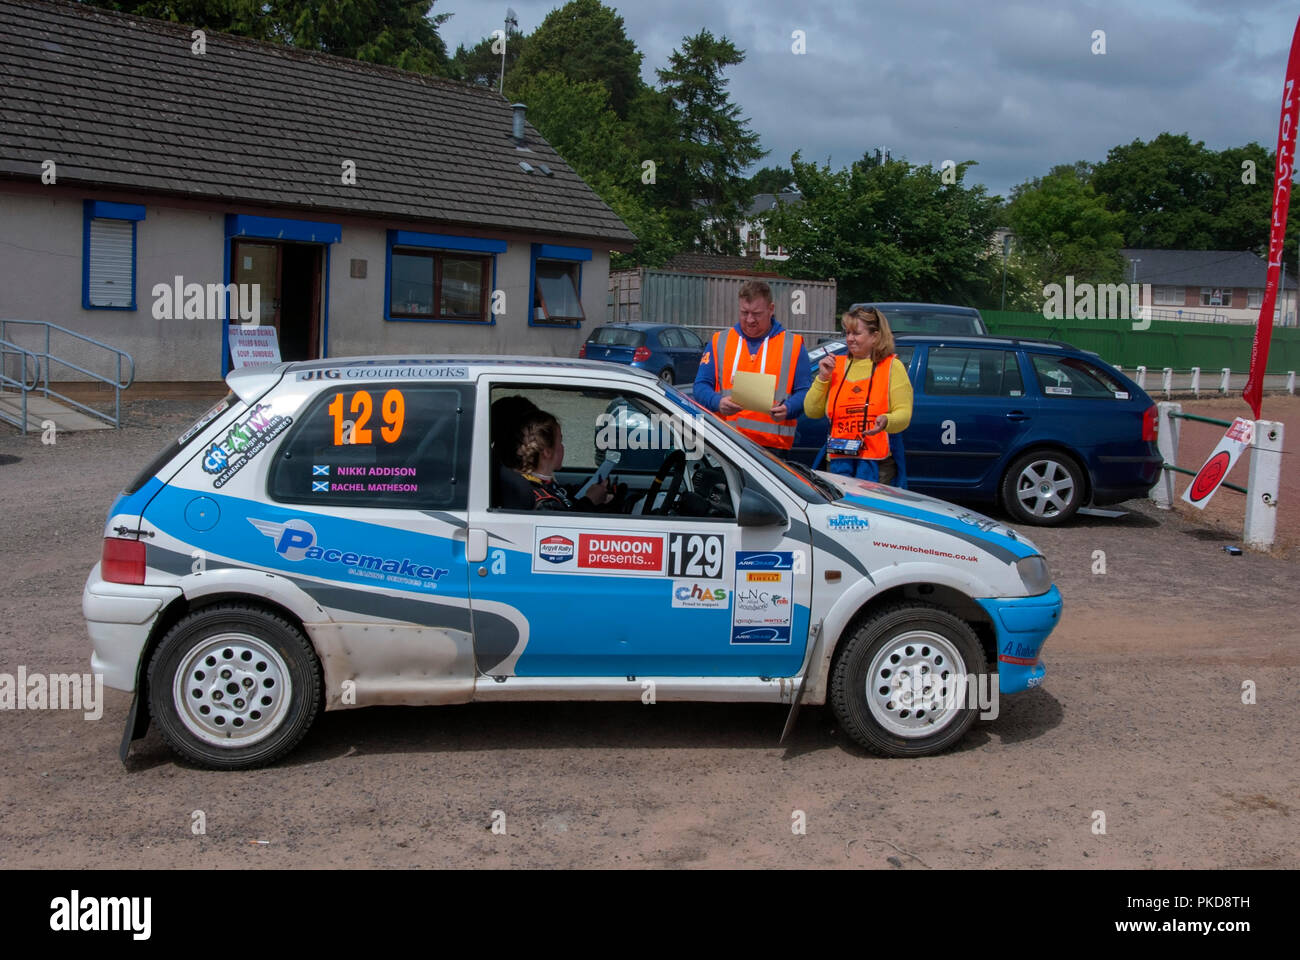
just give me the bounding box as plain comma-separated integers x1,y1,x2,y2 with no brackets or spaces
830,603,988,757
1000,449,1084,525
659,367,675,385
147,603,322,769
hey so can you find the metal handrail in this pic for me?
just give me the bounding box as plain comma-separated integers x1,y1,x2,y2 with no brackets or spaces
0,337,41,434
0,319,135,429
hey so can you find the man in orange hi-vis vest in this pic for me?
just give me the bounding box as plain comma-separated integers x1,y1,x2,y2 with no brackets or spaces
692,280,813,456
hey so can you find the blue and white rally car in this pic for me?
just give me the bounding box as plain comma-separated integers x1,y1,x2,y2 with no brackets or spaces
84,357,1061,769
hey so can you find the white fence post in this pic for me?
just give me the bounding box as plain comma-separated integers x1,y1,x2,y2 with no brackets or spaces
1190,366,1200,397
1162,367,1173,397
1152,401,1181,510
1244,421,1284,550
1220,367,1231,394
1136,365,1147,390
1288,370,1296,395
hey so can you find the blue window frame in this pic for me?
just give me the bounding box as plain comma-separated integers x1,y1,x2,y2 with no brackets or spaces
82,201,145,310
530,243,591,327
385,230,504,325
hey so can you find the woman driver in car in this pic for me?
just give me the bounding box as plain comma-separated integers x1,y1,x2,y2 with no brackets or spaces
509,409,616,511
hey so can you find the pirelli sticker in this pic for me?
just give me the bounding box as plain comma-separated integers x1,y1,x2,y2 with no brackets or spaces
532,527,666,576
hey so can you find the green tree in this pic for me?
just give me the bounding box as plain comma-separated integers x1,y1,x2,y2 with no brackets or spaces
1005,165,1125,289
82,0,453,74
764,153,1003,309
655,30,766,253
511,72,676,268
505,0,643,118
450,24,525,87
747,165,795,196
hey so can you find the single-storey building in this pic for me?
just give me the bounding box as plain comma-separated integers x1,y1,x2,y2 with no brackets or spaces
0,0,635,386
1124,249,1297,325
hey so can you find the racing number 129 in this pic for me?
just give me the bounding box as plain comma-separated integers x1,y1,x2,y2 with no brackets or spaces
328,389,405,445
668,533,723,578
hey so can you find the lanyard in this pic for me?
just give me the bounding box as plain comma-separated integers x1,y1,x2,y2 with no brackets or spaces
731,331,773,382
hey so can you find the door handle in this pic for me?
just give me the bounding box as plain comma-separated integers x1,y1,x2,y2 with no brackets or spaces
1005,411,1030,421
467,528,488,564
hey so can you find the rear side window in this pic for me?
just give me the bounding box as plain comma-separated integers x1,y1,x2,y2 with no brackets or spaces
1030,354,1124,398
923,348,1022,397
590,327,644,347
268,384,472,509
658,328,682,348
123,392,234,494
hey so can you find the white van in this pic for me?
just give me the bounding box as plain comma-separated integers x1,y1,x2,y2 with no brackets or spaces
84,357,1061,769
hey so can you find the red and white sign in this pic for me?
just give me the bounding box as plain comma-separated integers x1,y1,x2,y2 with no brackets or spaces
578,534,664,572
1183,418,1254,509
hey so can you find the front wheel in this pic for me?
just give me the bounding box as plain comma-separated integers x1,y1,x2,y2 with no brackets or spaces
1000,449,1084,525
830,603,989,757
147,603,322,769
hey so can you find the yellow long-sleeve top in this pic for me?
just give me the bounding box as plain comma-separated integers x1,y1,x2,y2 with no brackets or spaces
804,355,913,432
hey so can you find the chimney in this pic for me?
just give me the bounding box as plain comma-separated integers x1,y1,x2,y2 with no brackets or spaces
511,103,527,147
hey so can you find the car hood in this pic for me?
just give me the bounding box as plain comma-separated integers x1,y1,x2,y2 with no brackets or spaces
817,470,1041,559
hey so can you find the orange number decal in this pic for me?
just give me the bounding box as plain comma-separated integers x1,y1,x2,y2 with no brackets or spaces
328,392,344,446
350,391,373,444
381,389,405,443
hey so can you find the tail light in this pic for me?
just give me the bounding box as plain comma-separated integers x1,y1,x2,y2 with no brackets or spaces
632,346,651,362
578,343,587,358
1142,404,1157,443
102,538,146,585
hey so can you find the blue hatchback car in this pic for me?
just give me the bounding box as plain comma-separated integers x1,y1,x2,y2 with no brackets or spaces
792,335,1162,525
580,323,706,386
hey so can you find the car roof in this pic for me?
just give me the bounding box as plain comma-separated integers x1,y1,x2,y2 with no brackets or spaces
226,354,664,399
853,302,982,315
589,322,670,332
815,335,1104,358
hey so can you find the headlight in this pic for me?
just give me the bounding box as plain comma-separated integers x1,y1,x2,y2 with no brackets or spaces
1016,555,1052,594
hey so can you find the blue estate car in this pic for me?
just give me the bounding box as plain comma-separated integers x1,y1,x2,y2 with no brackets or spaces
580,323,706,385
792,335,1162,525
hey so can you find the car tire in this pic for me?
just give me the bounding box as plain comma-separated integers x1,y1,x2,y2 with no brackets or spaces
1000,449,1084,525
830,603,988,757
659,367,674,385
147,603,322,770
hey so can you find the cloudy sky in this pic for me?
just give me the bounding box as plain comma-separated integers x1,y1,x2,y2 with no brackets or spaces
444,0,1299,200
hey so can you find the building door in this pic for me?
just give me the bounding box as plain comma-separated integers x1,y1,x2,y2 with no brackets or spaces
231,240,324,361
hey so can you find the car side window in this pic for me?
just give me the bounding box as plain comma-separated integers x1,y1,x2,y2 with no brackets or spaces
680,328,704,350
1030,354,1123,398
923,347,1021,397
489,383,736,519
268,384,472,509
659,328,681,348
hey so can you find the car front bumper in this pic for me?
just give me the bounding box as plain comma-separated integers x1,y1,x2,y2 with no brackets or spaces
83,563,182,691
976,585,1062,694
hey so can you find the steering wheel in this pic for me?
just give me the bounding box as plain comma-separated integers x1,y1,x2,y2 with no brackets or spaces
644,450,687,515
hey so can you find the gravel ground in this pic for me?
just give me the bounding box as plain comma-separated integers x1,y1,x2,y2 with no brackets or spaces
0,393,1296,869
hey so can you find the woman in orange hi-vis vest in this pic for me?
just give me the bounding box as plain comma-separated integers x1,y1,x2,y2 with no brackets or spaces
804,306,913,484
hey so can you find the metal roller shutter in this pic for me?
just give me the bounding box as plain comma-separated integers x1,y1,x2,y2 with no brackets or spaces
87,218,134,307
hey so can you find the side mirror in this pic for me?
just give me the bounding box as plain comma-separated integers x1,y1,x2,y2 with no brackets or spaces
737,485,788,527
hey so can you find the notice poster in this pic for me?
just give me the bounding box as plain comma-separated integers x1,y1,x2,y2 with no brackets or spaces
228,325,281,369
1182,418,1254,509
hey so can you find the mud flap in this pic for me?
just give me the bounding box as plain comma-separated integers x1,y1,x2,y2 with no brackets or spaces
780,619,823,743
118,690,150,765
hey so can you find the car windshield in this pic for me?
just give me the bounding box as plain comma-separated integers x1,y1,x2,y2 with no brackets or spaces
662,385,833,504
880,307,983,336
589,327,645,347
